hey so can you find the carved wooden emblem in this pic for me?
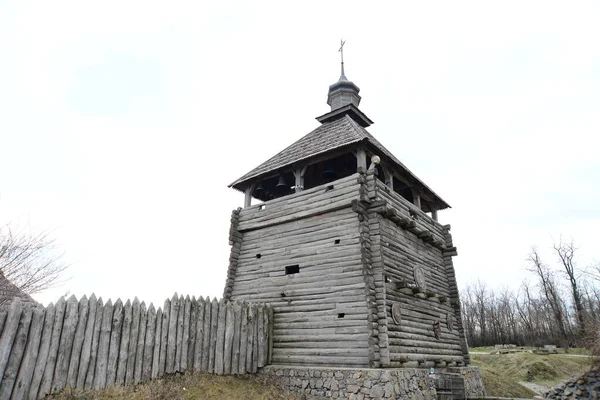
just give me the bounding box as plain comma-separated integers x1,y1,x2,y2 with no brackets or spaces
433,321,441,339
391,302,402,325
414,267,426,290
447,313,455,331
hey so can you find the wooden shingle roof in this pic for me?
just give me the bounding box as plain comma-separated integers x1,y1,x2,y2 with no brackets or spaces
230,113,450,209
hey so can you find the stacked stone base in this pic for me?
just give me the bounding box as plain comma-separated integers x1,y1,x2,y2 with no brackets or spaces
261,365,485,400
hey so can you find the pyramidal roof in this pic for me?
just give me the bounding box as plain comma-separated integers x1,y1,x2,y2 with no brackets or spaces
229,112,450,210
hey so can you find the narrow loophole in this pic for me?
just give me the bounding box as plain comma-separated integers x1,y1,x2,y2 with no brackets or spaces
338,313,345,318
256,254,262,259
285,265,300,275
258,204,266,211
334,239,340,244
325,185,334,192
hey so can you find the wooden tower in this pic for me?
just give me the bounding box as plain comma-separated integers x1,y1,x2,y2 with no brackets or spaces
224,59,470,369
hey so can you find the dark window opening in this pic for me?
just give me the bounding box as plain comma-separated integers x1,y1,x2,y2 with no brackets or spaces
303,152,357,190
285,265,300,275
334,239,340,244
393,177,414,204
280,292,286,297
338,313,345,318
256,254,262,259
325,185,334,192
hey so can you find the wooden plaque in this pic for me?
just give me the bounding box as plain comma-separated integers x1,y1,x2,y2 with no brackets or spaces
414,267,426,290
391,303,402,325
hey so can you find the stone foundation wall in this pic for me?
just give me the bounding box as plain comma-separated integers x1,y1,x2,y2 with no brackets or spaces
449,366,486,397
261,366,437,399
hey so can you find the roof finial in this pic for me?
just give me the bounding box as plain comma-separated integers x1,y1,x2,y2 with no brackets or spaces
338,39,347,81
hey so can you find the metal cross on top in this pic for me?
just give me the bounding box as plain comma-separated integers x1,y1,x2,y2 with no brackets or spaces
338,39,346,63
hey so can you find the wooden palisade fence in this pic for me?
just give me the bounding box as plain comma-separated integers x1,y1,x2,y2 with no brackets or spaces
0,294,272,399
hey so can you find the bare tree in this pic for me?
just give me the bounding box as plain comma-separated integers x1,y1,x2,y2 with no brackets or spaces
527,248,569,350
0,226,67,307
554,239,586,340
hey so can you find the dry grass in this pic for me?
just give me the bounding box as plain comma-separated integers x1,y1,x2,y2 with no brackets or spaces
48,372,300,400
470,352,593,397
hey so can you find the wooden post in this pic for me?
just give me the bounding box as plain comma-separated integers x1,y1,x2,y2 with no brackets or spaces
12,306,44,400
30,302,55,397
356,146,367,170
382,165,394,190
0,298,23,386
106,299,123,387
412,188,422,210
243,183,257,208
0,303,33,399
432,207,438,222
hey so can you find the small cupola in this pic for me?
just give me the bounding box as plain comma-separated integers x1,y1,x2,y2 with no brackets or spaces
327,40,361,111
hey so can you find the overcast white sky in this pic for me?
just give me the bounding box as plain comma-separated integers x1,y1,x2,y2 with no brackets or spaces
1,1,598,307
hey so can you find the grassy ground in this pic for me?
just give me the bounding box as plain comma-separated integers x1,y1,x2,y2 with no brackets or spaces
48,372,299,400
470,352,594,398
470,346,591,355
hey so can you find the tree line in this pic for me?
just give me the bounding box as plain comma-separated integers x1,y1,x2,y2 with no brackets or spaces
461,239,600,350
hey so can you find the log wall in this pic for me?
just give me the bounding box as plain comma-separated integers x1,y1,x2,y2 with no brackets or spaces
229,174,371,367
366,174,468,367
0,295,271,399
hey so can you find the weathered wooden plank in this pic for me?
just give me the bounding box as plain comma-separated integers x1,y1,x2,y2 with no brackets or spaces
39,296,66,397
245,305,254,373
251,305,259,373
52,294,80,393
125,297,140,385
106,299,123,387
12,305,44,400
116,299,132,386
207,298,219,373
180,295,191,371
84,297,103,390
75,295,97,390
67,295,89,389
239,196,357,232
0,303,32,399
273,347,370,356
231,302,241,374
200,297,211,371
186,297,197,371
93,299,113,389
28,303,55,399
166,293,178,374
214,299,226,375
257,305,265,368
0,298,23,387
267,306,274,365
223,301,235,374
193,297,205,371
142,304,156,383
158,299,169,377
175,295,185,372
151,307,162,379
238,303,248,374
134,302,147,384
270,354,367,366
